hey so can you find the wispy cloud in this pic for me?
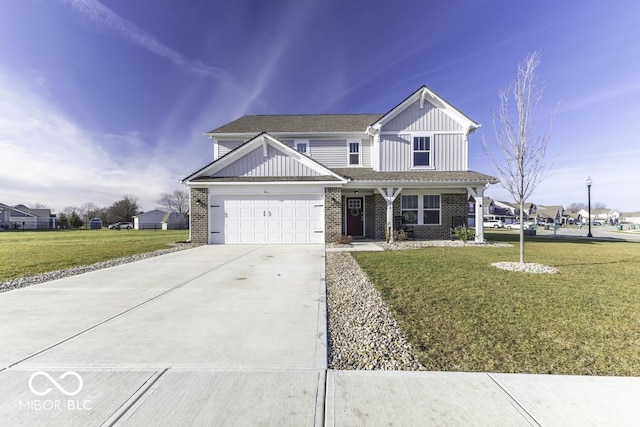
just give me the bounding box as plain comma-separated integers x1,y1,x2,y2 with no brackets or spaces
0,70,182,211
59,0,235,85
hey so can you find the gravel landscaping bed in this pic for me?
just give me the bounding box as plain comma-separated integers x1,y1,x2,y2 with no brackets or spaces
325,251,423,370
0,242,202,294
380,240,511,250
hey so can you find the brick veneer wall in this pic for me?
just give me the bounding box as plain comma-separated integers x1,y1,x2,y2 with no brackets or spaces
365,195,375,238
324,187,342,243
370,192,467,240
189,187,208,244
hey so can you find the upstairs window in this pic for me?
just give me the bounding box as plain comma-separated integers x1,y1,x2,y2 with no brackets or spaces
348,140,361,165
413,136,431,167
294,140,309,155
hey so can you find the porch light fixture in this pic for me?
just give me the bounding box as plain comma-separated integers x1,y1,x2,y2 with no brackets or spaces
195,199,206,207
586,176,593,238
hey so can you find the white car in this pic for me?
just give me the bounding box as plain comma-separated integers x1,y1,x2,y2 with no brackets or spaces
505,221,532,230
483,220,504,228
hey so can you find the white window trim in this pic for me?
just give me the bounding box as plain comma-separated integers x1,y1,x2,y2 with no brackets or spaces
347,139,362,166
401,192,441,226
410,132,435,170
294,139,310,156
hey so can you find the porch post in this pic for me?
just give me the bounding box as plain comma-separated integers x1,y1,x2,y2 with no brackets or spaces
377,187,402,242
467,186,485,243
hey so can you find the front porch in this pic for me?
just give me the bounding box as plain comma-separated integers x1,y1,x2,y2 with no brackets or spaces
331,188,481,242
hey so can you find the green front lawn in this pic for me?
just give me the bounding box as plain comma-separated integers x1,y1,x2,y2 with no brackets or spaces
0,229,189,281
352,234,640,375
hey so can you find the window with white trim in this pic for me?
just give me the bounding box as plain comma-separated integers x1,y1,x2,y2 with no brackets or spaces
348,140,361,165
294,140,309,155
423,195,441,225
413,136,431,167
401,195,419,225
401,194,441,225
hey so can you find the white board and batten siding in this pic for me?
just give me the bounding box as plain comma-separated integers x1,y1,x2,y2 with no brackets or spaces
208,186,325,244
213,145,321,177
379,99,468,172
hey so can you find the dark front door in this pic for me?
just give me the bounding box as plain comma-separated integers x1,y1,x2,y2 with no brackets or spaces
346,197,364,236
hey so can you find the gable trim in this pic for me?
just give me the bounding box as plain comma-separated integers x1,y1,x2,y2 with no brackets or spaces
373,85,480,134
182,132,348,184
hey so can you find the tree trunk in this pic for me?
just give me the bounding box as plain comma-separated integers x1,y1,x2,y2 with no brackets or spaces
519,202,525,263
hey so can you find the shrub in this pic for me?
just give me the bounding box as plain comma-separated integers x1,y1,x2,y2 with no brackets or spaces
453,226,475,245
336,234,353,245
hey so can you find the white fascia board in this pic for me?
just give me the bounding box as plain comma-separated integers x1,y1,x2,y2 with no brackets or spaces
207,131,368,139
185,180,346,187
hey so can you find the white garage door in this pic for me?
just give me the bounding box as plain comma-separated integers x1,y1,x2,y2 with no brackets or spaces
209,194,324,244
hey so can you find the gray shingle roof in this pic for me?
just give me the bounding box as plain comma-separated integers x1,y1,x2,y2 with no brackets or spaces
189,175,344,183
331,168,497,183
208,114,383,134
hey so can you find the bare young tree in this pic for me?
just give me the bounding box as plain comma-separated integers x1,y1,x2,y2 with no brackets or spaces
158,190,189,214
29,202,49,209
483,51,553,263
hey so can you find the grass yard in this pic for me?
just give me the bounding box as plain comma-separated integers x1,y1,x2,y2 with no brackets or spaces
0,229,189,281
352,234,640,375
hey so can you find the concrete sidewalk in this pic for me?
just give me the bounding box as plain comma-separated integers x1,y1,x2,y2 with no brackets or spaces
326,370,640,426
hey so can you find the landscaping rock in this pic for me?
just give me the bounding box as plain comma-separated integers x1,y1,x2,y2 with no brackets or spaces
325,251,423,370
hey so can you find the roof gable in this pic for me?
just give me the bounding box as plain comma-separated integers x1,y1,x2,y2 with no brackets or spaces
370,85,480,134
183,133,347,183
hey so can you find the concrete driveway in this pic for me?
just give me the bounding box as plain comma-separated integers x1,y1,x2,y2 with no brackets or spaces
0,245,327,426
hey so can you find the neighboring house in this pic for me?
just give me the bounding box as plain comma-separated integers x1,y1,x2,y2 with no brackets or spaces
578,208,612,223
494,200,536,224
1,203,56,230
161,212,188,230
133,209,167,230
536,205,564,224
182,85,497,244
621,212,640,225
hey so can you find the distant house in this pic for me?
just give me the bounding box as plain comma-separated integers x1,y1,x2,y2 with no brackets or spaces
494,200,536,224
161,212,188,230
1,203,56,230
621,212,640,225
133,210,167,230
536,205,564,224
578,208,615,223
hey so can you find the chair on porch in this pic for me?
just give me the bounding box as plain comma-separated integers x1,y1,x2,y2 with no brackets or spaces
450,216,466,240
393,215,415,240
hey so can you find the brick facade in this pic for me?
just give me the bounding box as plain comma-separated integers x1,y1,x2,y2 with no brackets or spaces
324,187,342,243
189,187,208,244
365,191,468,240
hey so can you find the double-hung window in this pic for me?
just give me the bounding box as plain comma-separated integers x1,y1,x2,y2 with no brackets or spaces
295,140,309,155
401,194,441,225
348,140,361,166
413,136,431,167
423,195,441,225
401,195,419,224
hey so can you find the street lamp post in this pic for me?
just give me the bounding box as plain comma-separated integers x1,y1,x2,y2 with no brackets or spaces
586,176,593,238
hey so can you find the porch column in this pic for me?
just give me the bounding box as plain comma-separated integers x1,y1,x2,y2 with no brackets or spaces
467,186,485,243
376,187,402,242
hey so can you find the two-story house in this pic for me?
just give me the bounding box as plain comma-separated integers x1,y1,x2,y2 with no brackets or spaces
182,86,497,244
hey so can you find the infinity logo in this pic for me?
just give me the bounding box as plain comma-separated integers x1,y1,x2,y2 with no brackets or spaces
28,371,83,397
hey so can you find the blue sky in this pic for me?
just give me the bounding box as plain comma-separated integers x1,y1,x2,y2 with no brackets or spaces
1,0,639,212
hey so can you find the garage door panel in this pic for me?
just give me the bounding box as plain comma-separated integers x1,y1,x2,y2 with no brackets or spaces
209,194,324,244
